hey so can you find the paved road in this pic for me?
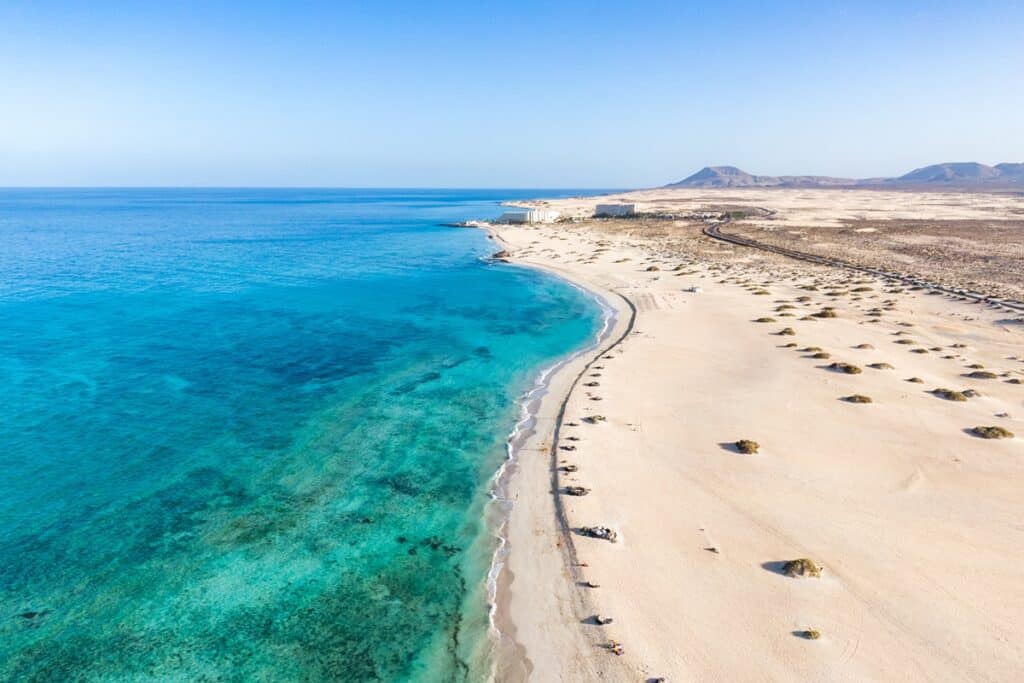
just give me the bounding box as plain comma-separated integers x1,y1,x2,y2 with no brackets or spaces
702,220,1024,314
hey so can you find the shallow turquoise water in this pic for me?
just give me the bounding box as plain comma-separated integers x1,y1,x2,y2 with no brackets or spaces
0,189,603,681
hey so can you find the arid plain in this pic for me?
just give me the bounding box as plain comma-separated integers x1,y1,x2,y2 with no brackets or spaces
490,187,1023,682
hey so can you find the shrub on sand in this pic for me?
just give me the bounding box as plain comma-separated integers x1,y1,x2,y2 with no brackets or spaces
828,362,862,374
965,371,997,379
782,558,822,578
735,439,760,454
972,426,1013,439
932,388,967,401
843,394,872,403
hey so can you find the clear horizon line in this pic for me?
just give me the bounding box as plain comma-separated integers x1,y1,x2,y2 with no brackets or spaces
0,185,633,191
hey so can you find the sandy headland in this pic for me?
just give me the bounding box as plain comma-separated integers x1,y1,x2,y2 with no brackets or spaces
485,187,1023,681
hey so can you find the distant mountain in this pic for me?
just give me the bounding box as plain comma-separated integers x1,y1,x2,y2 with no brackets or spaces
671,165,856,188
994,162,1024,177
898,162,1000,183
676,166,764,187
667,162,1024,189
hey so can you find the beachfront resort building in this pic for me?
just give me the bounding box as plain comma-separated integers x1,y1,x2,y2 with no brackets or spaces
594,203,636,218
497,208,561,224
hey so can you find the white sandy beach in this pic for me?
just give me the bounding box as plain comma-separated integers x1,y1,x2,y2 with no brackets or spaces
489,189,1024,682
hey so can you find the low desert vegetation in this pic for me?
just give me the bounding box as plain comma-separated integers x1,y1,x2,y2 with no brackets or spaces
754,317,776,323
777,327,796,336
867,362,894,370
906,377,924,383
782,558,822,578
843,394,872,403
971,426,1014,439
735,439,760,454
828,362,862,374
932,388,967,401
965,370,997,379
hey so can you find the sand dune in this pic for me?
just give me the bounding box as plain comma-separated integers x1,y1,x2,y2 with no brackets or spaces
489,189,1023,681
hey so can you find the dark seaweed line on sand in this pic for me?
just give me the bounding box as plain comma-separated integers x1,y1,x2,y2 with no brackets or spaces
549,288,637,641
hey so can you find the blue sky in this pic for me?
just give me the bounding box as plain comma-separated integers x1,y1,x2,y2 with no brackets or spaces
1,1,1022,187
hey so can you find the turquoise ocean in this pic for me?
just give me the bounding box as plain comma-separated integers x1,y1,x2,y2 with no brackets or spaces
0,189,604,681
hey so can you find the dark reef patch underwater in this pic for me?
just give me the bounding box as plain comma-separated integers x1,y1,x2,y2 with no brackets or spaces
0,189,602,681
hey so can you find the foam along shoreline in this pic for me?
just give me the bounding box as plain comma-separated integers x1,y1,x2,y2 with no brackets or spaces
484,280,614,647
480,226,636,681
479,192,1024,682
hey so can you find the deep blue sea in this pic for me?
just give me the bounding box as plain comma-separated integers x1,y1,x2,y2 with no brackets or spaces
0,189,604,681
